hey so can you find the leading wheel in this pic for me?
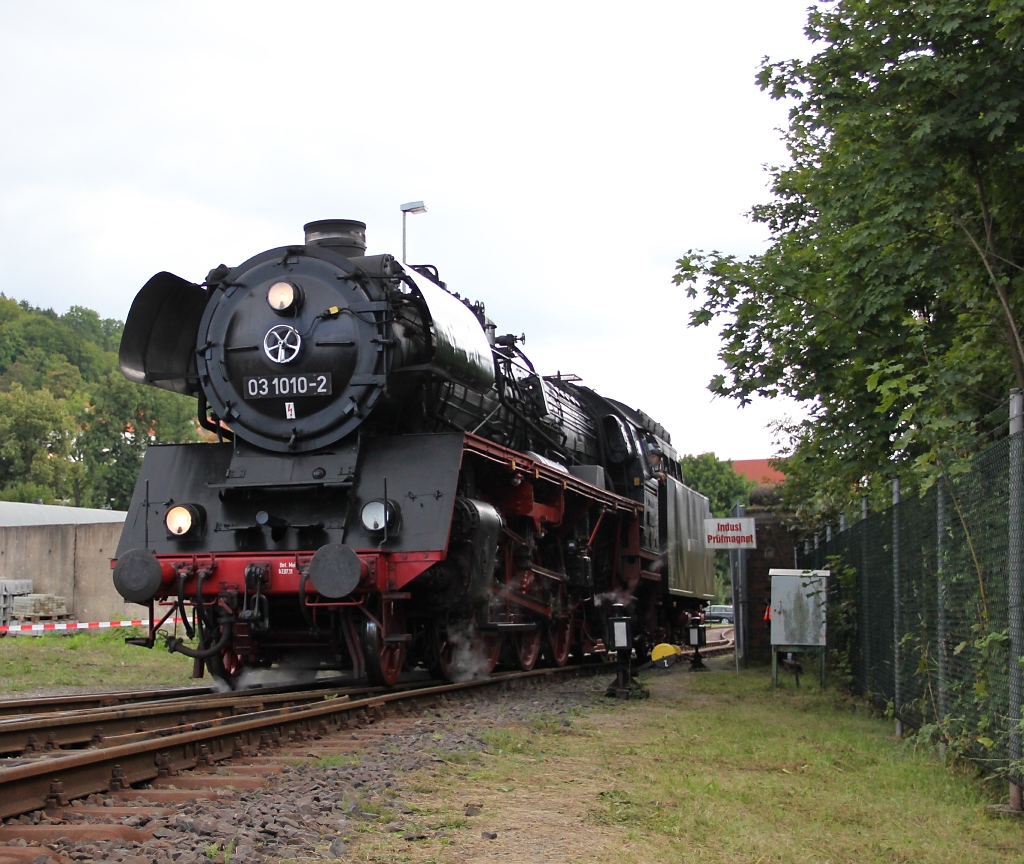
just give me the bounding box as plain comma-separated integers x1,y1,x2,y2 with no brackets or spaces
430,618,459,681
363,599,407,687
205,643,243,690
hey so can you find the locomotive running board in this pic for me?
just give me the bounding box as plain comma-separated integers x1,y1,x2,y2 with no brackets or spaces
462,432,640,517
212,438,360,490
478,622,539,632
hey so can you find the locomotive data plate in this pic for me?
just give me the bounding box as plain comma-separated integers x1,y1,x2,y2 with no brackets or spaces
243,373,333,399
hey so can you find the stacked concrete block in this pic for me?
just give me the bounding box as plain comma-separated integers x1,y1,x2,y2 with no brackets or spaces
0,579,32,626
11,593,68,621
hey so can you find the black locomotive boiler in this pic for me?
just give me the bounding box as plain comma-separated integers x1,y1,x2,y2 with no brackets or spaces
112,219,714,688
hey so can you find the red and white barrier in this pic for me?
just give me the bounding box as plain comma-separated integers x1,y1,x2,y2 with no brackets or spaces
0,618,182,634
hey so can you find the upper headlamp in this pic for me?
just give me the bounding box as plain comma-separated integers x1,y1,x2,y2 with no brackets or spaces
267,281,302,314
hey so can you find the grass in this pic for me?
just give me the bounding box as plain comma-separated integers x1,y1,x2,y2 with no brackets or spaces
315,752,363,768
1,635,1021,862
0,626,202,692
354,659,1024,864
597,669,1022,862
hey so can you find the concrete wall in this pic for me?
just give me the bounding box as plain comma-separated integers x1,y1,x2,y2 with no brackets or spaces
0,522,137,622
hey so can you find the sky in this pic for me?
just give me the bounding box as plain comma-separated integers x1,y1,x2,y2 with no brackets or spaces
0,1,818,460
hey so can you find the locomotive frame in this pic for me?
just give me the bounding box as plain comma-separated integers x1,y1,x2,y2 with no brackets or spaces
112,219,714,688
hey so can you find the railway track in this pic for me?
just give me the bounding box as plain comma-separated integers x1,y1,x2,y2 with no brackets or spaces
0,638,734,845
0,667,603,863
0,686,217,719
0,666,593,823
0,635,734,723
0,678,415,757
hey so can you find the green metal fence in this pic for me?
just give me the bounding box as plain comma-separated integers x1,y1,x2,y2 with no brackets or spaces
800,433,1021,782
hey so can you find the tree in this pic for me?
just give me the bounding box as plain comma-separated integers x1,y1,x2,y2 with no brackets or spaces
675,0,1024,528
0,384,81,503
0,296,116,386
679,453,756,518
76,372,199,509
61,306,123,354
0,346,86,399
0,296,199,509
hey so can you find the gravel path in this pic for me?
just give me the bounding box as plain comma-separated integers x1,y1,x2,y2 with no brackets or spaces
4,673,610,863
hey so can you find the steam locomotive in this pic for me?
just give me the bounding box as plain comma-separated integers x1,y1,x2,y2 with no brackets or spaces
112,219,714,688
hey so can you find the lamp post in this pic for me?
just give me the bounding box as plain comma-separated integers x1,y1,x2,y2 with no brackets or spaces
687,615,707,671
603,604,649,699
400,200,427,263
605,604,632,699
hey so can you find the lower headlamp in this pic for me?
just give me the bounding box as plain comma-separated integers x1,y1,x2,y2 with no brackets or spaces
165,503,206,538
360,499,399,534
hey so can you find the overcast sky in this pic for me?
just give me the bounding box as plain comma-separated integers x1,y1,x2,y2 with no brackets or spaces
0,1,817,460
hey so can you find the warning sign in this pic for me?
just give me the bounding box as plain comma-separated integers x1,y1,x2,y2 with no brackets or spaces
703,517,757,549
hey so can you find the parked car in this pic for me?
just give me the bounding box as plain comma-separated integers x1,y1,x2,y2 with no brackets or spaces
705,604,734,624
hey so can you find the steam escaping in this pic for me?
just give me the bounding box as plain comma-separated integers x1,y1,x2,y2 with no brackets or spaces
213,651,329,691
210,676,233,695
443,620,498,682
592,589,630,607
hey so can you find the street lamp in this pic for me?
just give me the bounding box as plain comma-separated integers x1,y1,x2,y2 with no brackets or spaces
400,200,427,263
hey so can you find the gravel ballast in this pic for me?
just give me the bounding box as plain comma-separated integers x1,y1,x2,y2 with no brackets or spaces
4,674,610,863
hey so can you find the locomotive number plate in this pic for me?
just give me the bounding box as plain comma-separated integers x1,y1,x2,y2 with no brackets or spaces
243,373,333,399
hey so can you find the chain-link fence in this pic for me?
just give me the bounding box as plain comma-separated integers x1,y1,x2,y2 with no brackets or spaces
799,433,1023,782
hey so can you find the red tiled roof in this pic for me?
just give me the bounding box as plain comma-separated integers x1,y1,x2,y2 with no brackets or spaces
731,458,785,485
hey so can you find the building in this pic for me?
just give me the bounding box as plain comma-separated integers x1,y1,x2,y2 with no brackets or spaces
0,502,130,624
732,459,786,486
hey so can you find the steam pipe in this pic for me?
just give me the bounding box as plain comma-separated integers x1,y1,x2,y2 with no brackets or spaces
176,570,195,640
194,569,215,632
299,572,319,635
165,614,232,659
197,391,234,442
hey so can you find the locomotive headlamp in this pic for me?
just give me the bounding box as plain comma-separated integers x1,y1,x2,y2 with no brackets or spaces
165,503,205,538
266,281,302,314
360,499,399,533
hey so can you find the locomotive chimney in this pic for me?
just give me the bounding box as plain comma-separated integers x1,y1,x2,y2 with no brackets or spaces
303,219,367,258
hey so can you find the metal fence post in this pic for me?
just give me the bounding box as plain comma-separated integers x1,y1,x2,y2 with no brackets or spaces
893,476,903,739
731,503,747,674
861,495,870,695
738,538,747,669
936,479,948,730
1008,388,1023,809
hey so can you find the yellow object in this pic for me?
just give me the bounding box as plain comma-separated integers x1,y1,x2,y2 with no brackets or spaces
651,643,683,662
